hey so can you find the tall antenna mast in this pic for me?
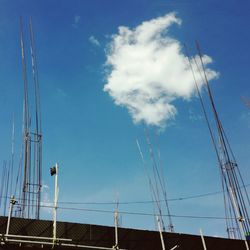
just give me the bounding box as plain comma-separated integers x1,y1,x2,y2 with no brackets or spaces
20,16,30,219
19,17,43,219
144,129,174,232
10,115,15,200
196,42,250,243
29,16,42,219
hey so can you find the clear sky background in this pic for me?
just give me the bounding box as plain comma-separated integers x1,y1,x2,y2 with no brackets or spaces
0,0,250,238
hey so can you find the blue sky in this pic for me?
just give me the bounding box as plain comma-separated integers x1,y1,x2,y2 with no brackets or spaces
1,0,250,238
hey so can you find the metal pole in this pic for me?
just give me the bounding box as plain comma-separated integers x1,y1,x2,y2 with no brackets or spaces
113,210,119,249
169,245,178,250
156,216,165,250
112,196,119,250
229,187,249,250
4,238,128,250
199,229,207,250
5,234,71,241
6,196,16,235
52,163,58,246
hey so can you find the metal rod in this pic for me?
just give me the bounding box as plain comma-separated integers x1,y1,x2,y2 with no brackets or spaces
4,234,72,241
3,238,128,250
156,215,165,250
53,163,59,246
229,187,249,250
6,196,16,235
199,229,207,250
10,116,15,199
113,209,119,249
169,245,178,250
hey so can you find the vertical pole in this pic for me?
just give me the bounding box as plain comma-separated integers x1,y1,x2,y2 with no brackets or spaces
113,197,119,249
229,187,249,250
6,196,16,236
52,163,58,247
199,229,207,250
10,116,15,199
114,210,119,248
156,215,166,250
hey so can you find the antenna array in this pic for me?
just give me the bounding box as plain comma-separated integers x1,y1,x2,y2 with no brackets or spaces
187,42,250,241
18,17,42,219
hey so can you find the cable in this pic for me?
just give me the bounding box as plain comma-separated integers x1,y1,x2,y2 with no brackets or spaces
14,202,234,221
2,183,250,206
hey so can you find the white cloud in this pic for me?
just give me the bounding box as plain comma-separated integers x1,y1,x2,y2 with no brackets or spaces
104,13,218,128
240,111,250,128
72,15,81,28
89,36,100,47
56,88,67,97
41,183,53,215
188,108,203,122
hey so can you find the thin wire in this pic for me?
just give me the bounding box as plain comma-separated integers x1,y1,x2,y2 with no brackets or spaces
153,129,174,232
2,183,250,206
14,202,236,221
136,138,166,230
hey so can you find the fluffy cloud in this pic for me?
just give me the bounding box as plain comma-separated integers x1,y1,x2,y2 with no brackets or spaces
89,36,100,47
41,184,52,215
104,13,218,128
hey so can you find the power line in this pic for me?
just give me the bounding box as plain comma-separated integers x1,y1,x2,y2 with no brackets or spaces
14,202,234,221
2,183,250,206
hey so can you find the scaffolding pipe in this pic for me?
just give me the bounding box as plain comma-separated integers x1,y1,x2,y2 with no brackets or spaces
156,215,165,250
4,234,72,242
169,245,179,250
6,196,16,236
113,209,119,249
2,238,128,250
229,187,249,250
52,163,59,247
199,229,207,250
